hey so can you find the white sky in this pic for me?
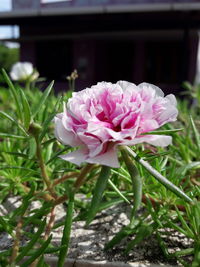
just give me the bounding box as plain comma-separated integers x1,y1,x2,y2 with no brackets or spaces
0,0,18,48
0,0,11,11
0,0,19,41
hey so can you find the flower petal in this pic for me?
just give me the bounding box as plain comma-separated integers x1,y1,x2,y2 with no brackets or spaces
138,82,164,97
54,114,82,146
59,148,88,166
86,146,120,168
123,135,172,147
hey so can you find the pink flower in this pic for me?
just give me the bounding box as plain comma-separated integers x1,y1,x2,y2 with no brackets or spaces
54,81,178,168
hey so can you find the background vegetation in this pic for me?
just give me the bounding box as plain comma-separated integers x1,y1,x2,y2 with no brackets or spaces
0,71,199,267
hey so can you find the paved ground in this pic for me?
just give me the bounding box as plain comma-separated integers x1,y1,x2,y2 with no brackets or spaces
0,196,192,266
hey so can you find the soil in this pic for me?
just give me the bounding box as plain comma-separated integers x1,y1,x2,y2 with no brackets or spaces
0,196,193,266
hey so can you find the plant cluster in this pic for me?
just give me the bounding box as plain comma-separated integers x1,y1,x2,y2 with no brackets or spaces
0,68,199,267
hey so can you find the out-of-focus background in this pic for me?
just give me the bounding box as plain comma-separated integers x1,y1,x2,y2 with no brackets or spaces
1,0,200,93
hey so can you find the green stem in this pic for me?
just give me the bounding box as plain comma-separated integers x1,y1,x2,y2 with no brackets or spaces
123,146,193,203
35,138,56,198
86,165,111,226
120,147,142,225
58,192,74,267
25,80,31,90
74,163,95,191
28,123,54,197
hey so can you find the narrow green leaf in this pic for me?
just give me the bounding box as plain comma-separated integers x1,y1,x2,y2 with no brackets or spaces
171,248,194,257
42,138,57,147
0,216,14,238
141,128,183,135
175,206,194,238
166,220,189,238
194,203,200,233
125,223,157,253
111,169,131,183
190,116,200,152
58,193,74,267
182,81,193,91
18,182,36,216
39,113,55,141
156,232,170,259
28,138,36,159
193,242,200,267
27,245,67,255
18,87,32,129
2,151,31,159
46,147,69,165
36,256,46,267
39,95,63,141
2,69,23,121
10,183,36,220
0,111,28,136
0,166,39,174
124,146,193,203
16,219,46,263
177,162,200,176
0,133,28,140
105,224,138,250
20,235,52,267
23,202,52,227
86,166,111,225
98,198,123,212
108,179,130,204
32,81,54,119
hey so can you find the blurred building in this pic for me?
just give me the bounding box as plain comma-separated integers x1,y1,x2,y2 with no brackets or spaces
1,0,200,92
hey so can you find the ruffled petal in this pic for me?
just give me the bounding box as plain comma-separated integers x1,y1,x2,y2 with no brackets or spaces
138,82,164,97
59,148,88,166
86,146,120,168
123,135,172,147
54,114,82,147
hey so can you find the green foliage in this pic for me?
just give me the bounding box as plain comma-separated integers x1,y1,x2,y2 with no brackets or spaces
0,73,199,266
0,44,19,75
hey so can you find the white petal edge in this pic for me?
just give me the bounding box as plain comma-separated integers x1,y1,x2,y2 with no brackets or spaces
86,146,120,168
123,135,172,147
54,115,82,147
117,80,137,91
59,148,88,166
138,82,164,97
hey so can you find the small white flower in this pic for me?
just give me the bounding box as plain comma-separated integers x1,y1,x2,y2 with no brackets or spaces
10,62,39,82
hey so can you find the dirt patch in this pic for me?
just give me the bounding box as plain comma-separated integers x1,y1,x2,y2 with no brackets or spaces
0,196,192,266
